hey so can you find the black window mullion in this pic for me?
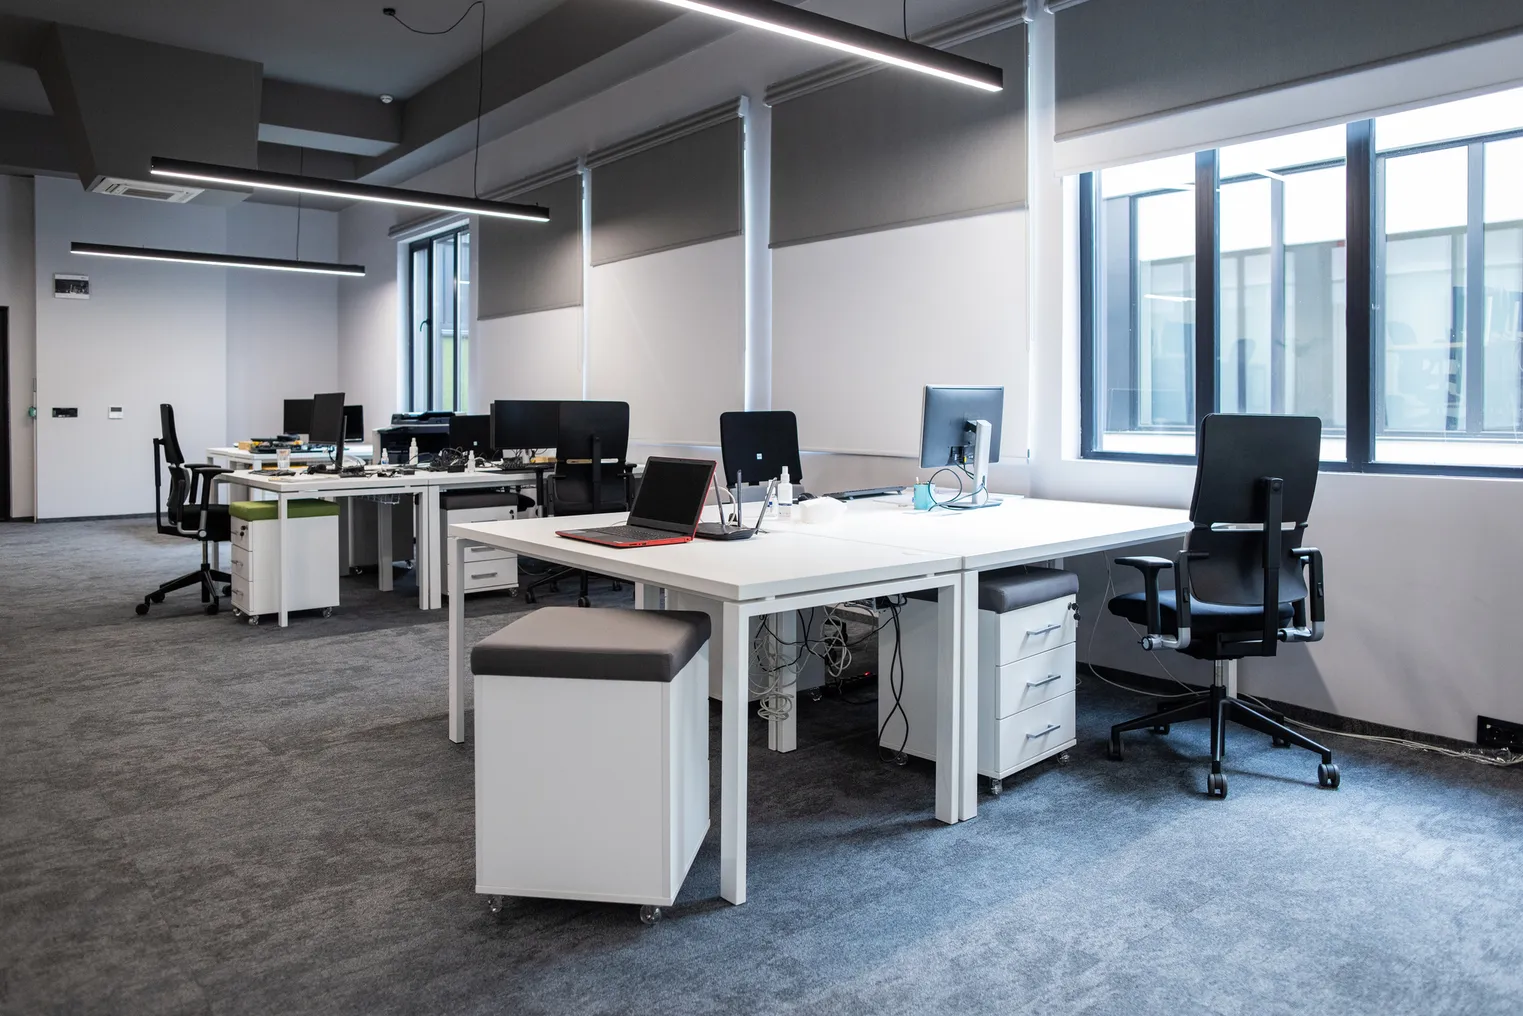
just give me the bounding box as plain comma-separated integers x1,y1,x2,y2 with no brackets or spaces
1465,142,1486,435
1345,120,1375,470
1270,178,1286,415
1078,173,1099,457
1194,149,1219,439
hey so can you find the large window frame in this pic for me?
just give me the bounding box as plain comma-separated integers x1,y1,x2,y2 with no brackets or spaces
1079,117,1523,478
405,224,472,413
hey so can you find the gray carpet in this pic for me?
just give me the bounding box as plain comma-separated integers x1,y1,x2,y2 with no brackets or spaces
3,518,1522,1016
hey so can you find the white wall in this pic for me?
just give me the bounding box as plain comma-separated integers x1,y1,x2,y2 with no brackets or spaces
478,306,584,402
588,236,745,447
0,174,35,518
225,204,339,439
34,176,228,519
337,201,404,444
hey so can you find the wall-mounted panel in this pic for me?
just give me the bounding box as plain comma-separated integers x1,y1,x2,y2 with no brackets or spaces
478,174,583,319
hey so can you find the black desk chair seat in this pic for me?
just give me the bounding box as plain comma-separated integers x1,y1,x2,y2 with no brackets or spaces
138,404,233,617
1105,414,1336,799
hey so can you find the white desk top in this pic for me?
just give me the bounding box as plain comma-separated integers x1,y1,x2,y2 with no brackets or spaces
222,467,540,495
450,513,961,604
767,494,1193,570
208,444,373,463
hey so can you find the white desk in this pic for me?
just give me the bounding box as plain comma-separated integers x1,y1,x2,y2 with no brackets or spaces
447,514,967,907
222,467,540,626
207,444,374,469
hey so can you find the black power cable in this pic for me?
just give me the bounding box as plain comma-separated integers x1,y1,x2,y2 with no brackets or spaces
384,2,489,199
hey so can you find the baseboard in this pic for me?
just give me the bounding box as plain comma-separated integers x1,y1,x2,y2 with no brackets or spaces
1082,662,1482,753
38,512,155,523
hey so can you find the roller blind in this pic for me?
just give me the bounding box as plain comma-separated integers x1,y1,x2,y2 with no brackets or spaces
477,170,583,320
768,23,1027,248
1054,0,1523,141
588,106,742,266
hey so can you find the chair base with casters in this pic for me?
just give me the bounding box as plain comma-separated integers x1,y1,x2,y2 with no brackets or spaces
1106,659,1338,799
520,565,621,608
137,543,231,617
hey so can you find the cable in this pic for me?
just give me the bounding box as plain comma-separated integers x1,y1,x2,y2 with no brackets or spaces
875,599,910,763
385,2,488,198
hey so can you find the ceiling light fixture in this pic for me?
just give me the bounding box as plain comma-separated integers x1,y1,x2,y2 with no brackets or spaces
71,241,367,277
149,157,550,222
642,0,1003,92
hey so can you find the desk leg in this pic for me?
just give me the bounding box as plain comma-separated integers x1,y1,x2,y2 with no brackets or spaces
933,574,969,824
414,492,430,610
633,583,663,609
425,486,443,610
277,494,290,628
766,612,799,754
377,501,393,592
448,536,468,743
719,600,748,905
957,571,979,821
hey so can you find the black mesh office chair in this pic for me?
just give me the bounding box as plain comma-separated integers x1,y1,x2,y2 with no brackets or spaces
1105,414,1335,798
137,404,233,617
521,401,631,608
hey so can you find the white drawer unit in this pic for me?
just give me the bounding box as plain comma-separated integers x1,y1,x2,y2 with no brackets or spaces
879,566,1080,794
227,501,341,624
440,496,522,597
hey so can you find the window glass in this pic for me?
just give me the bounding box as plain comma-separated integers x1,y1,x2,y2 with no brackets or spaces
1375,85,1523,152
1219,126,1346,177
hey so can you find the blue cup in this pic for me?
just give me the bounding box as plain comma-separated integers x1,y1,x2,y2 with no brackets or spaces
912,482,935,511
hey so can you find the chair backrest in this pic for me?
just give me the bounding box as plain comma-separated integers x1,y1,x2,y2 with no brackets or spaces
552,401,631,515
719,410,803,488
1185,414,1320,609
160,404,185,466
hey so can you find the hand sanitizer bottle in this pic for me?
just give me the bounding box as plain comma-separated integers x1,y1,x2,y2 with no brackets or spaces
380,447,389,467
777,466,794,519
408,438,419,466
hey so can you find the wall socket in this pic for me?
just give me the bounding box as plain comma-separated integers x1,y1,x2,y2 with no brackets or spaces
1476,715,1523,751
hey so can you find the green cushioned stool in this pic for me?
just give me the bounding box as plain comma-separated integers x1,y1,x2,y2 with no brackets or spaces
229,499,339,521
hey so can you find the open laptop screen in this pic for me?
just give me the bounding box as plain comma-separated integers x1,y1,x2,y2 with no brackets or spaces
629,457,716,533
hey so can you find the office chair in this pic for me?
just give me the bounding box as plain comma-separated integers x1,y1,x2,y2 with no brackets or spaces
522,402,631,608
1105,413,1336,798
137,404,233,617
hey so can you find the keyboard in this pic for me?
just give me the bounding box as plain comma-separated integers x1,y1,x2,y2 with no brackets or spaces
575,525,680,543
822,486,906,500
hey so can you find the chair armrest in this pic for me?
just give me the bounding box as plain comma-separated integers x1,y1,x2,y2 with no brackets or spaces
1115,556,1173,639
1287,547,1325,642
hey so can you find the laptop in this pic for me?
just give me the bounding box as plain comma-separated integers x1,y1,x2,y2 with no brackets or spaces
557,457,716,548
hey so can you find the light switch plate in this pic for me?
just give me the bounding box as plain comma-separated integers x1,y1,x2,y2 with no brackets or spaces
108,407,123,419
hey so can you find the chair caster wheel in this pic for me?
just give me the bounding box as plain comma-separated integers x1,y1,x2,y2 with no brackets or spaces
205,602,220,616
487,895,508,920
248,615,260,626
135,602,150,616
322,607,333,618
986,777,1003,797
577,596,591,608
639,905,663,925
1107,738,1123,761
1207,772,1228,798
1150,724,1170,735
893,751,908,767
150,592,166,604
223,584,232,597
523,590,537,605
807,689,823,702
1272,735,1290,747
1317,762,1340,789
350,566,365,576
611,580,623,592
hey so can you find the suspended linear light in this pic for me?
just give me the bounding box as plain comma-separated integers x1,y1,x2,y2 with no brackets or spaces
149,157,552,222
71,242,367,277
644,0,1003,92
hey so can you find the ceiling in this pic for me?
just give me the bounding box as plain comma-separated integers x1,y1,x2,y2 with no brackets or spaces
0,0,566,98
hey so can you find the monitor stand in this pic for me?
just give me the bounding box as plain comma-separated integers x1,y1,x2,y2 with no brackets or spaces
969,418,994,506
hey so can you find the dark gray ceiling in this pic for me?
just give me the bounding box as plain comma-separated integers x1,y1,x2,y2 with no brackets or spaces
0,0,564,97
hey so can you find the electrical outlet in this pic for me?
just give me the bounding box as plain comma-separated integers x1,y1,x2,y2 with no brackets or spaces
1477,715,1523,752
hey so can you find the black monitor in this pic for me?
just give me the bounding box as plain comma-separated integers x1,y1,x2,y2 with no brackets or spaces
557,401,629,463
720,410,803,487
919,385,1003,469
449,414,492,454
343,405,364,442
283,398,314,436
490,400,561,453
309,392,347,462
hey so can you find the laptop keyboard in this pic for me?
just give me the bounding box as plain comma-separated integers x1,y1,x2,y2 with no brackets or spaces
577,525,681,543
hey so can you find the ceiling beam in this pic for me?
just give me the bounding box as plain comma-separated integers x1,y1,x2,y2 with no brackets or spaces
259,79,402,158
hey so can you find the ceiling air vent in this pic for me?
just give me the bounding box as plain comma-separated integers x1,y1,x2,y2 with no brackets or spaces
90,177,203,203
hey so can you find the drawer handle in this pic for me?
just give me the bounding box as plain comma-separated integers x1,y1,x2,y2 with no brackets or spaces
470,571,499,580
1026,722,1063,740
466,545,494,554
1026,622,1063,637
1026,673,1064,688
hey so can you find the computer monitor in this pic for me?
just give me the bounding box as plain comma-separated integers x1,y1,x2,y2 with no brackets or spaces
919,386,1003,505
309,392,347,463
343,405,364,442
449,414,492,455
557,401,630,464
720,410,803,488
283,398,314,436
490,400,560,455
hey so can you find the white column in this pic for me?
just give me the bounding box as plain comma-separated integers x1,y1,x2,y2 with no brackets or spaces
741,94,773,412
719,600,750,904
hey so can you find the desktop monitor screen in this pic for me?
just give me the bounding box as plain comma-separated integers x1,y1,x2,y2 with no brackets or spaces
490,400,560,452
557,401,629,463
449,414,492,453
719,410,803,488
919,386,1003,469
309,392,347,461
343,405,364,442
283,398,314,435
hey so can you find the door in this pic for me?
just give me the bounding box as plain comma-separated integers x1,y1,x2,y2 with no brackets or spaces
0,307,10,520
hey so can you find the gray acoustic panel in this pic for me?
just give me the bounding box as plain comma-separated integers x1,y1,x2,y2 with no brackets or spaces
589,118,742,266
770,26,1027,248
1055,0,1523,139
478,174,583,320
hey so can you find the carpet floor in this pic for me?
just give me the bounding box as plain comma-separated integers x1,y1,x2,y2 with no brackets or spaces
3,518,1522,1015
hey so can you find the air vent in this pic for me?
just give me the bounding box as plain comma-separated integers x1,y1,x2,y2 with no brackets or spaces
90,177,203,203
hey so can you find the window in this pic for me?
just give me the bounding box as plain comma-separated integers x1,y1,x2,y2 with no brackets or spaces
1079,86,1523,474
405,225,472,413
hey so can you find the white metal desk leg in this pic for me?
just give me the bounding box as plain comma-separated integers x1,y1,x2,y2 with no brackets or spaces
207,455,221,573
425,486,444,610
414,492,430,610
955,570,980,821
933,575,968,824
767,611,799,753
448,535,468,743
277,494,290,628
377,501,393,592
719,600,749,905
633,583,663,609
